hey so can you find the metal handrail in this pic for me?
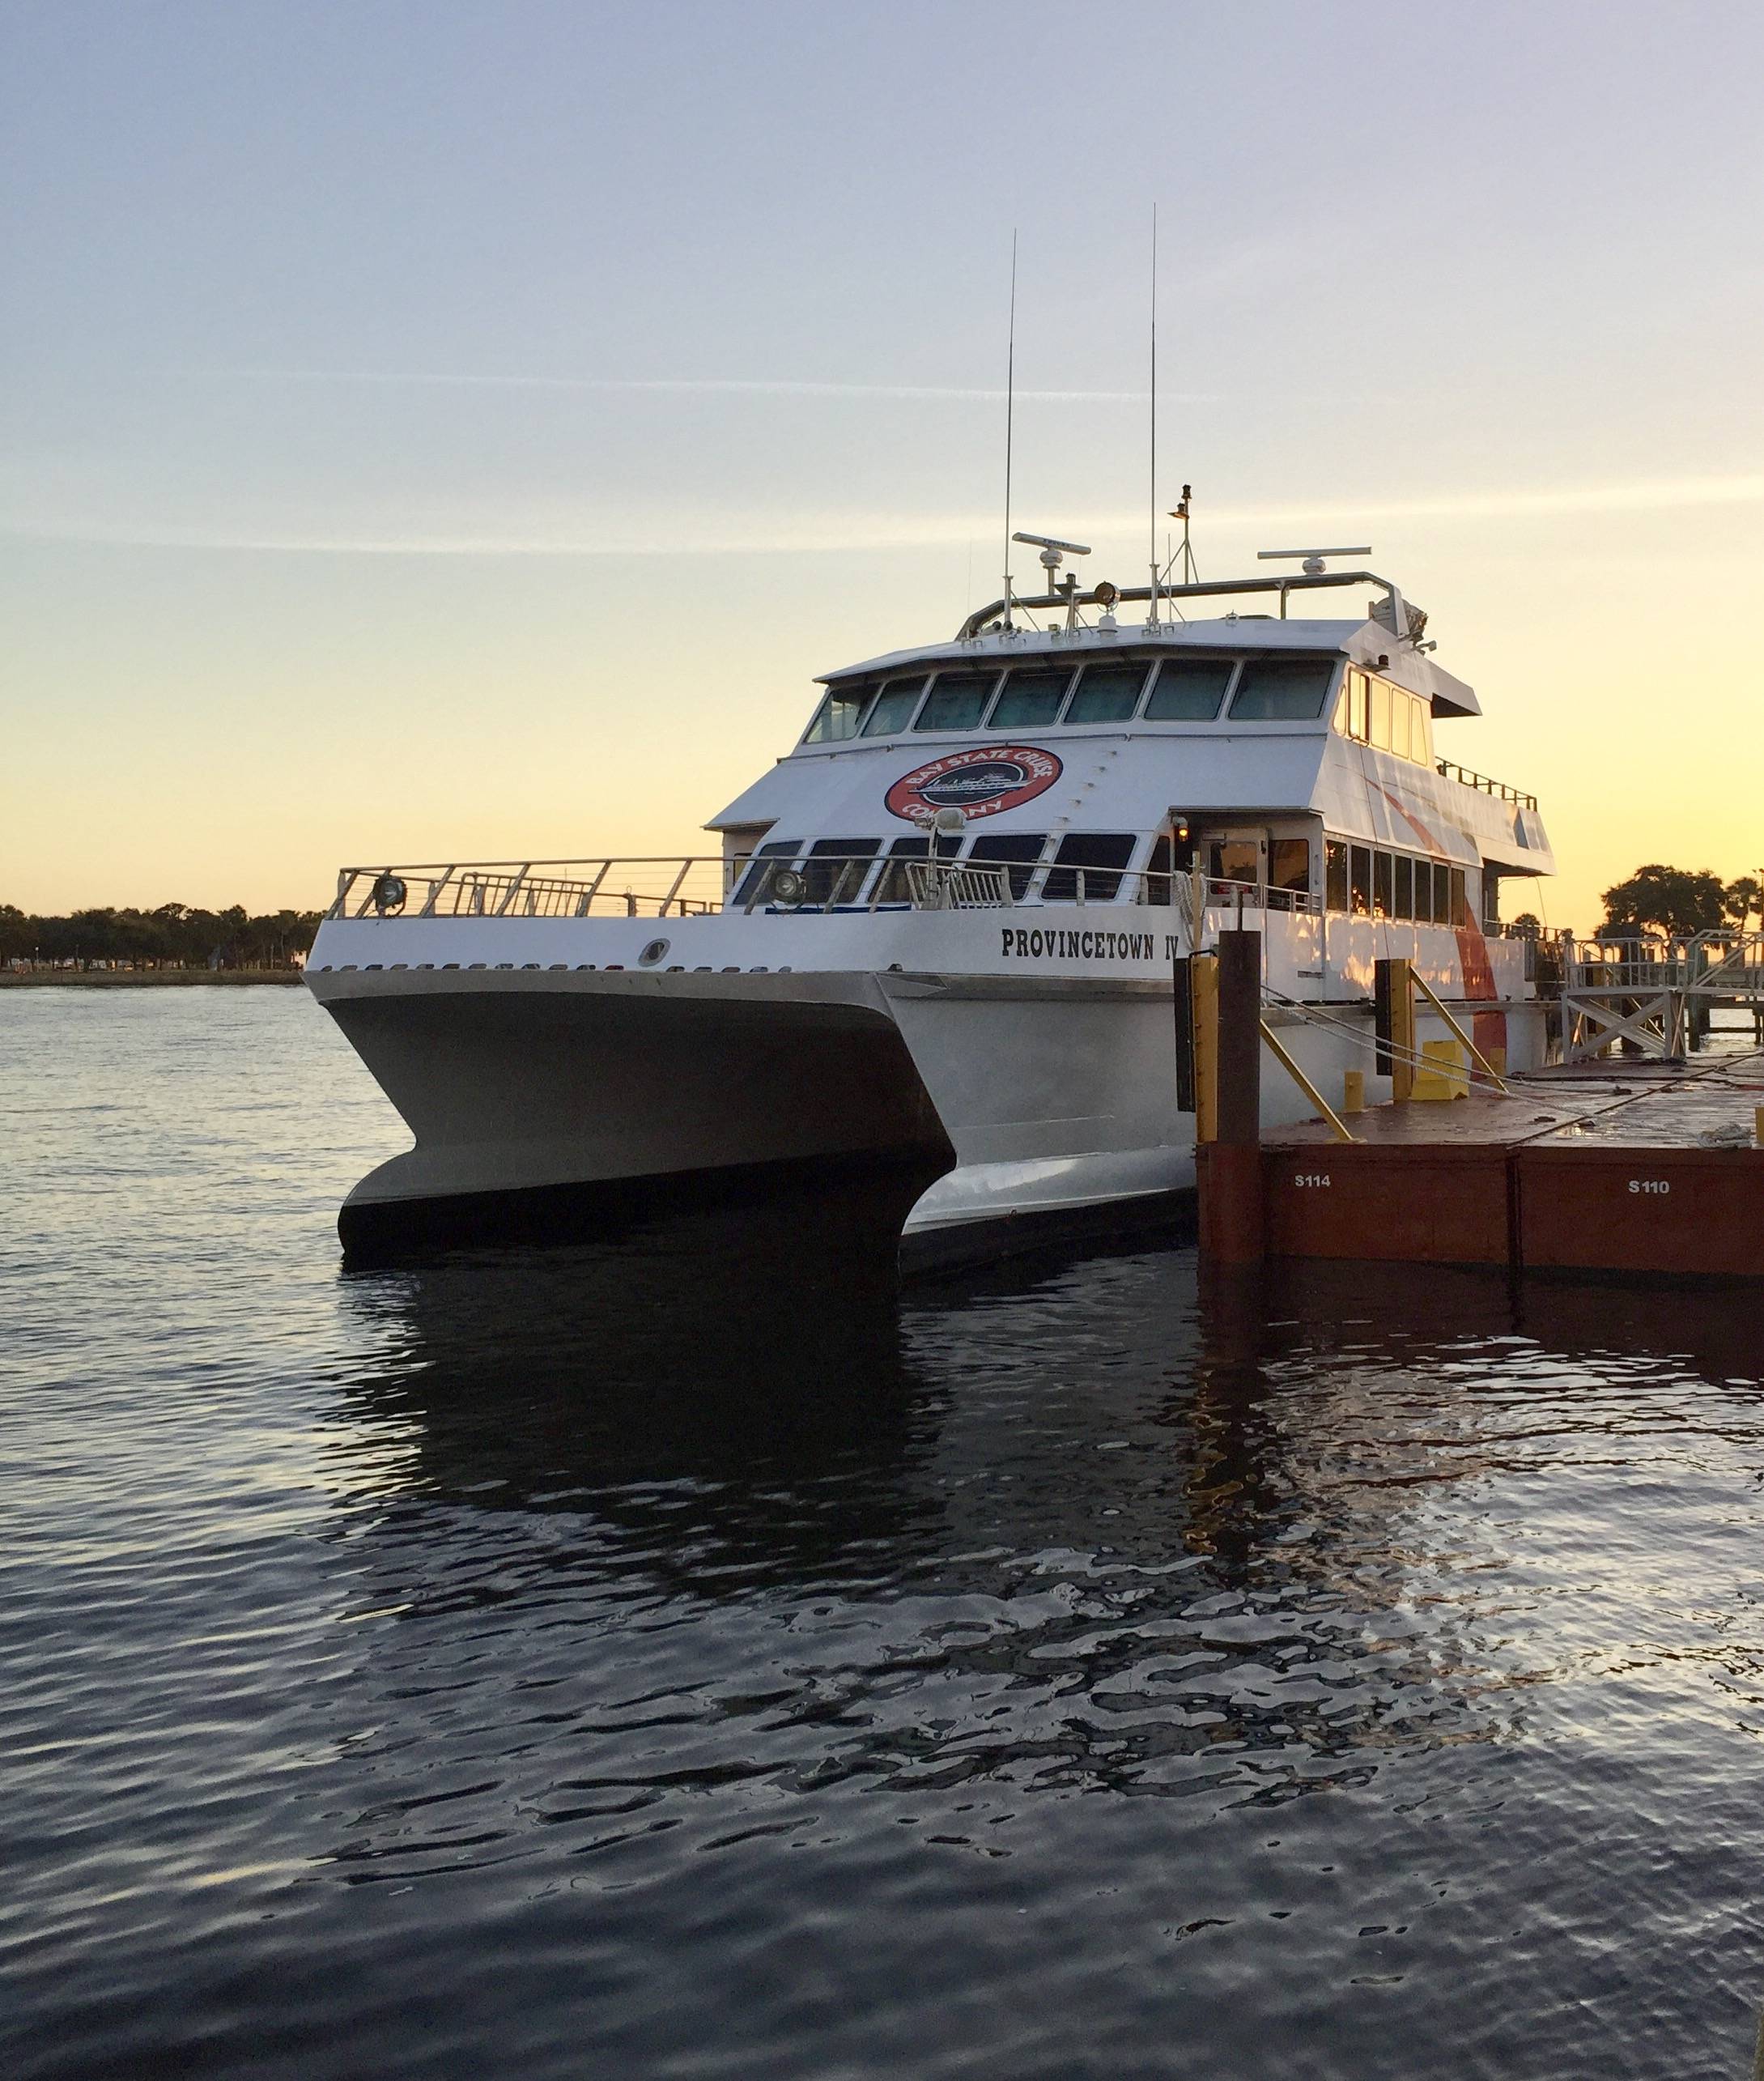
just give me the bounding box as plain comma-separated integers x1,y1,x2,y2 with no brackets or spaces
325,856,1330,922
959,568,1404,640
330,858,733,922
1564,929,1764,997
1435,759,1538,810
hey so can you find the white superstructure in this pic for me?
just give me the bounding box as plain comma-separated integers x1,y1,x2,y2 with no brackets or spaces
306,558,1557,1262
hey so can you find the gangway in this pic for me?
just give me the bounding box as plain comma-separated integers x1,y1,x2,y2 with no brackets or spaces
1558,930,1764,1062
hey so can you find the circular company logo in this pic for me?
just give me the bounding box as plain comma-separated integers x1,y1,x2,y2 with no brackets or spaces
884,745,1064,825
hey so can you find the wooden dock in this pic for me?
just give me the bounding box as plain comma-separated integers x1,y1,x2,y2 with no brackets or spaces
1191,931,1764,1281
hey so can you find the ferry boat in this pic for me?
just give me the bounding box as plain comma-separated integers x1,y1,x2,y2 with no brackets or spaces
305,547,1555,1264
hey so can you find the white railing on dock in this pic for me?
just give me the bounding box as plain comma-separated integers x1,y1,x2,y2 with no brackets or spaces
1557,929,1764,1062
1563,930,1764,997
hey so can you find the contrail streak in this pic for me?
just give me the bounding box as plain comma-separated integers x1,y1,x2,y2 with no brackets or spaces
213,366,1189,405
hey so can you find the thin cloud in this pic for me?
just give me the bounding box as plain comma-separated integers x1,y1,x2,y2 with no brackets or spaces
1213,477,1764,527
212,366,1198,405
6,474,1762,557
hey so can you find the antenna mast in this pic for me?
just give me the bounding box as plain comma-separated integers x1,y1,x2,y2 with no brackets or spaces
1148,203,1160,625
1002,230,1018,631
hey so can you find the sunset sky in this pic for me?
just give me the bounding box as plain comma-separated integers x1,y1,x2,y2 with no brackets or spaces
3,0,1760,929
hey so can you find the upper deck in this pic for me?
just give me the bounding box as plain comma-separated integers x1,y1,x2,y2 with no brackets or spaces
709,568,1550,883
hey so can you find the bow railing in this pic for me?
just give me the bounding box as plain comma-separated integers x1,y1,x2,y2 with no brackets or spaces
328,859,732,921
328,856,1341,922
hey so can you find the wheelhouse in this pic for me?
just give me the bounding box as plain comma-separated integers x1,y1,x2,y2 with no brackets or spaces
712,562,1552,934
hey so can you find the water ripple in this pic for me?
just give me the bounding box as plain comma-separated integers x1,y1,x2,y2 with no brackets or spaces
4,993,1764,2079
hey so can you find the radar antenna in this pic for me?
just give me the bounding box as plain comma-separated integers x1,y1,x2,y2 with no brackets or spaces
1012,530,1090,627
1256,545,1371,575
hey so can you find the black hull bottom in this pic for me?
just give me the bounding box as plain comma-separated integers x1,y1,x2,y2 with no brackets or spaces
898,1187,1197,1281
338,1158,1193,1286
337,1151,948,1275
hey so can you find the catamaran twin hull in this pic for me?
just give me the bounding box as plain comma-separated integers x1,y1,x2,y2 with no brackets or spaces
308,563,1558,1263
307,904,1549,1266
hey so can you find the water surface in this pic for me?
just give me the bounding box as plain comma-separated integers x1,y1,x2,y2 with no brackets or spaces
4,991,1763,2079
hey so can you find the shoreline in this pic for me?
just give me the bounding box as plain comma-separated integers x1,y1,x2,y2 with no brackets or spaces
1,969,307,989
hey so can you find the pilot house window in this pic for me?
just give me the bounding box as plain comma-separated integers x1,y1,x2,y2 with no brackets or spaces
988,669,1072,728
1229,657,1338,720
804,687,870,743
914,671,998,731
1145,657,1234,720
861,675,927,735
1064,663,1148,724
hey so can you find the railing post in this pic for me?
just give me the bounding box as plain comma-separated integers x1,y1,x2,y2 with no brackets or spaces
661,859,693,917
419,865,456,917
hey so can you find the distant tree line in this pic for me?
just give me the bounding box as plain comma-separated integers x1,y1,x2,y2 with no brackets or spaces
0,902,323,970
1597,866,1762,940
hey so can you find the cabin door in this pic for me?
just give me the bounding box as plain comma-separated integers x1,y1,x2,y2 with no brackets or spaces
1207,828,1266,899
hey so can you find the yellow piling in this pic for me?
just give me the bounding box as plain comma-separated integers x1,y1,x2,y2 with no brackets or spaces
1343,1069,1365,1113
1389,958,1416,1103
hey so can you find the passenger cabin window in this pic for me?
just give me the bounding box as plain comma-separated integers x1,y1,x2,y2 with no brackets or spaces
1350,845,1373,916
1146,833,1173,904
804,684,873,743
801,838,882,906
1325,840,1349,913
1064,662,1147,724
861,674,928,736
1373,850,1393,920
1229,656,1337,720
967,832,1046,898
914,670,998,731
1145,657,1234,720
871,831,959,904
1043,832,1135,901
1320,841,1473,929
733,839,801,905
988,668,1072,729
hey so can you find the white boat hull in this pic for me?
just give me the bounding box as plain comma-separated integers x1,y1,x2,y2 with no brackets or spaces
307,907,1550,1266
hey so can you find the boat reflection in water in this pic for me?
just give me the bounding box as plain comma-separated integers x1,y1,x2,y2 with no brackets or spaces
323,1193,1764,1785
312,1201,1764,2074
